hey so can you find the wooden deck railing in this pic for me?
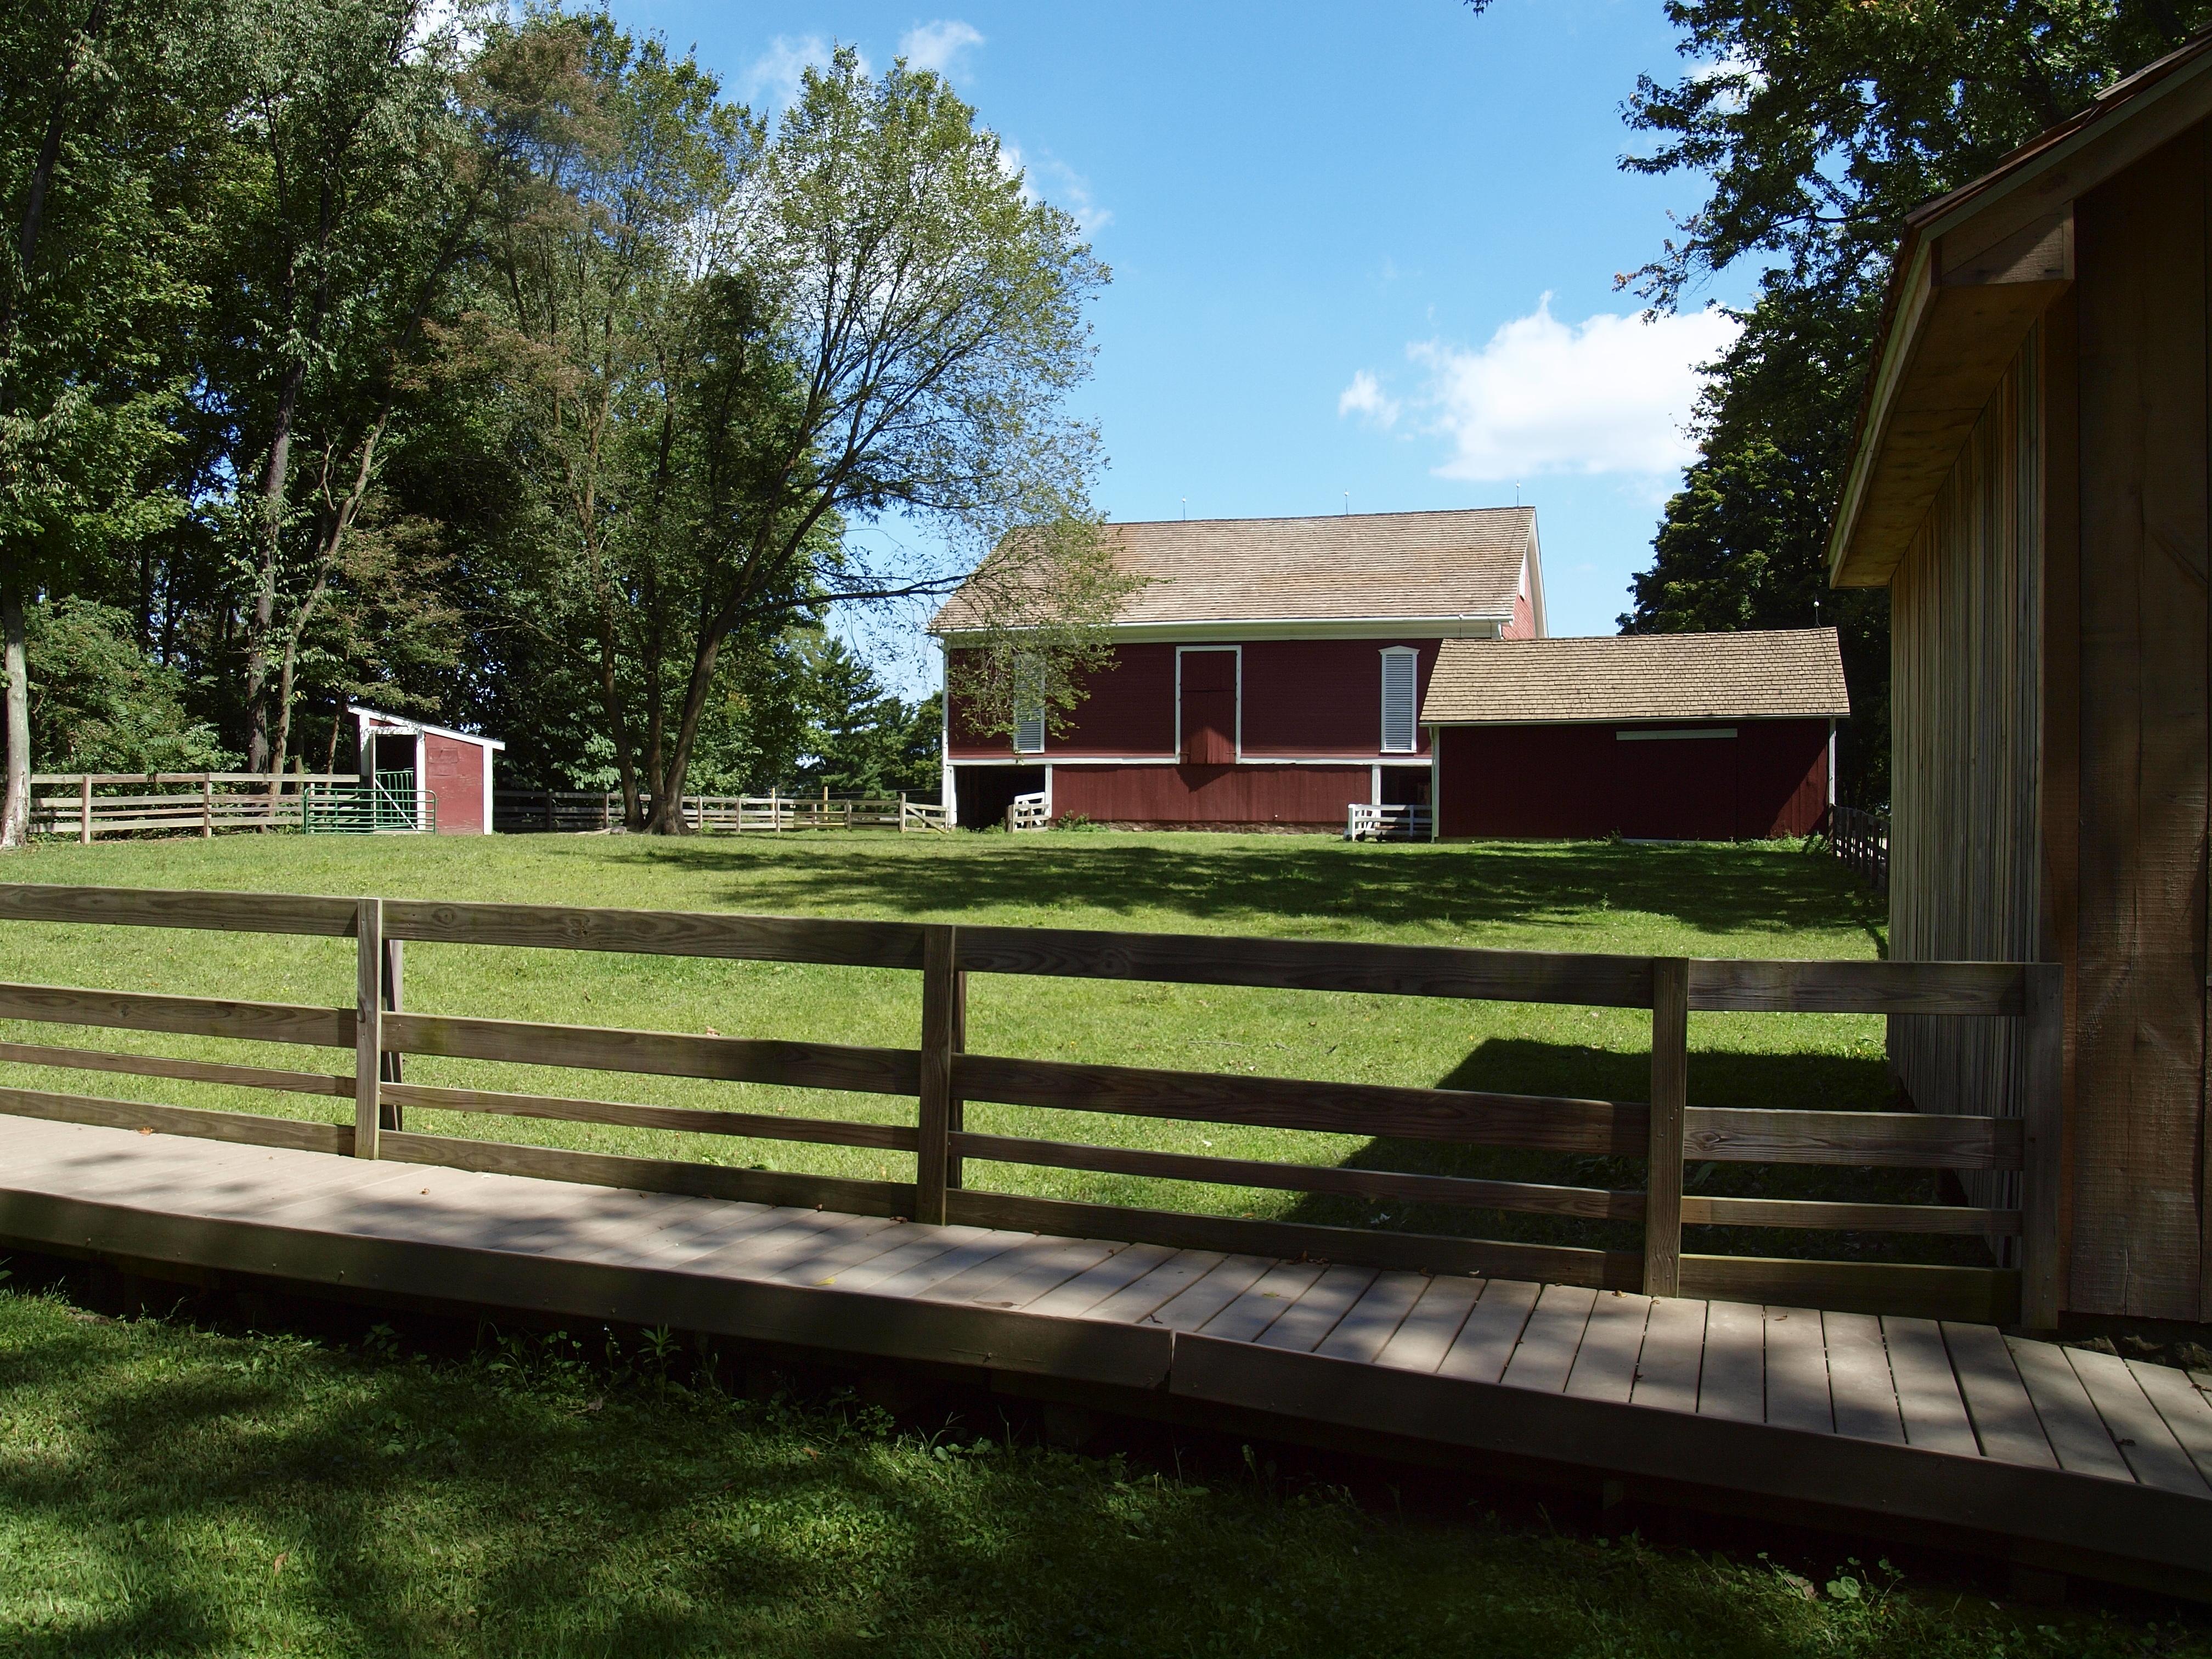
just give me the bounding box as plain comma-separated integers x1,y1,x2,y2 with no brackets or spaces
29,774,358,842
0,884,2061,1328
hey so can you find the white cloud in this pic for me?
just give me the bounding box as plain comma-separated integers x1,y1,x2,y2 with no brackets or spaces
899,19,984,77
1337,369,1399,429
1399,296,1739,481
742,35,870,114
998,142,1113,235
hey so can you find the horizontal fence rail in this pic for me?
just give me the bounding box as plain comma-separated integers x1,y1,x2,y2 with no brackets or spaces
27,774,358,842
0,882,2062,1328
492,790,949,834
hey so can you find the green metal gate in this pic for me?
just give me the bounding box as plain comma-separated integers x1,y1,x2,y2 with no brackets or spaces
302,772,437,834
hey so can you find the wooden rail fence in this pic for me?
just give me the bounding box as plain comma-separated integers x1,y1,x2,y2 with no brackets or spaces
0,884,2062,1328
1831,805,1890,893
29,774,358,842
493,791,949,834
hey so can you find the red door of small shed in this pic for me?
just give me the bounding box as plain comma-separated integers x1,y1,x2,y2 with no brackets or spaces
1180,650,1237,765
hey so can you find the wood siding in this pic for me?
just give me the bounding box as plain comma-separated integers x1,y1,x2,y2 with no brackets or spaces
1434,720,1830,842
945,640,1440,761
1048,763,1373,827
422,734,484,834
2070,133,2209,1322
1888,341,2045,1235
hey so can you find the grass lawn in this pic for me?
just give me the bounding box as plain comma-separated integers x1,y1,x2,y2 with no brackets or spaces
0,829,1943,1260
1,1280,2201,1658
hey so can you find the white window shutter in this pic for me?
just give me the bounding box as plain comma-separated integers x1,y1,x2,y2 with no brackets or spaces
1014,658,1046,753
1381,650,1417,752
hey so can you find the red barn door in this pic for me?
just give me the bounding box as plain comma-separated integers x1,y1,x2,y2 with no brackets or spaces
1178,650,1237,765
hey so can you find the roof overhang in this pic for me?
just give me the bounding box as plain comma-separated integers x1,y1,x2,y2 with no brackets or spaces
350,705,506,752
932,616,1513,644
1827,33,2212,588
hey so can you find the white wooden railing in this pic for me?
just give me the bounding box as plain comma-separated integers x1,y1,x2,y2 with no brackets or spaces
1007,791,1051,832
1346,802,1431,842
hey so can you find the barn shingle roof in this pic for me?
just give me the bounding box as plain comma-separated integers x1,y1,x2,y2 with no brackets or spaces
930,507,1534,630
1420,629,1849,724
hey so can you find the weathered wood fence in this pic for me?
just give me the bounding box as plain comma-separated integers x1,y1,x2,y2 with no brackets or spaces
29,774,357,842
1831,805,1890,892
0,883,2060,1328
493,790,948,834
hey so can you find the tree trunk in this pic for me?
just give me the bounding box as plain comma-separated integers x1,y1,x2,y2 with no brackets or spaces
646,618,731,834
243,357,307,772
597,599,641,830
0,584,29,849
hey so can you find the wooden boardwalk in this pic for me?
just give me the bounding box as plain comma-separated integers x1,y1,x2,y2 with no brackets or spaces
4,1113,2208,1597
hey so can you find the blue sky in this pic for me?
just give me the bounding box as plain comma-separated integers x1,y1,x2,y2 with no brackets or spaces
615,0,1757,686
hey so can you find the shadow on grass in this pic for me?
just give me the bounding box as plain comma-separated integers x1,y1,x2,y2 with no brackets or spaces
1282,1039,1988,1269
613,834,1885,941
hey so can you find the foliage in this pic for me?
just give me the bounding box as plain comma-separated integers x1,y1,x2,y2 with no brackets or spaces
22,597,230,771
2,4,1098,839
1464,1,2212,805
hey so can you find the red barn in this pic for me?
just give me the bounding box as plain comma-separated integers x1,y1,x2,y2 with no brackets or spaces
932,508,1547,829
1421,630,1850,840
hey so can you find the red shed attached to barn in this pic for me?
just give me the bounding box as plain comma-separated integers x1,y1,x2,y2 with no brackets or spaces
1421,629,1850,841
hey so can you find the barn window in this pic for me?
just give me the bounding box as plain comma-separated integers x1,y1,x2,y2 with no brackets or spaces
1013,659,1046,754
1380,648,1419,753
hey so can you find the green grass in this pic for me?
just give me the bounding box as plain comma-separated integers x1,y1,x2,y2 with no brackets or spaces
0,829,1942,1260
2,1282,2202,1658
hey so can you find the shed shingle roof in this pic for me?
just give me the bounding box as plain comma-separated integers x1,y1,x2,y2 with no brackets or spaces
1420,629,1849,724
931,507,1534,630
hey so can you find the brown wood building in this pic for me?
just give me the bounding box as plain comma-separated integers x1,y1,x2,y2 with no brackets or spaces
1829,36,2212,1327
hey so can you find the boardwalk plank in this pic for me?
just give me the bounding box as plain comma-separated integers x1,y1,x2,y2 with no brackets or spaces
679,1210,889,1282
1822,1312,1905,1444
1258,1265,1378,1352
1944,1324,2058,1468
1882,1317,1978,1455
1440,1278,1541,1383
1696,1300,1765,1423
1199,1261,1328,1344
1564,1291,1653,1403
2007,1338,2134,1480
1024,1243,1179,1318
1314,1270,1429,1363
1763,1306,1832,1432
811,1227,1000,1293
1373,1275,1484,1374
1143,1256,1277,1333
938,1237,1121,1308
1498,1283,1596,1393
2067,1348,2210,1496
767,1220,940,1286
2129,1359,2212,1485
1083,1250,1232,1325
864,1230,1039,1297
1629,1295,1706,1414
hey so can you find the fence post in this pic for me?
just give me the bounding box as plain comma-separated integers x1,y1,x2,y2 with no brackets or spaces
201,775,213,838
354,898,383,1159
2020,962,2064,1332
946,961,968,1193
380,934,405,1131
1643,957,1689,1296
916,923,958,1223
78,775,92,844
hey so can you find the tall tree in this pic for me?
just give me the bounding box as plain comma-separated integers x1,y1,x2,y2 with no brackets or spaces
1470,1,2212,803
631,50,1119,832
0,0,204,844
